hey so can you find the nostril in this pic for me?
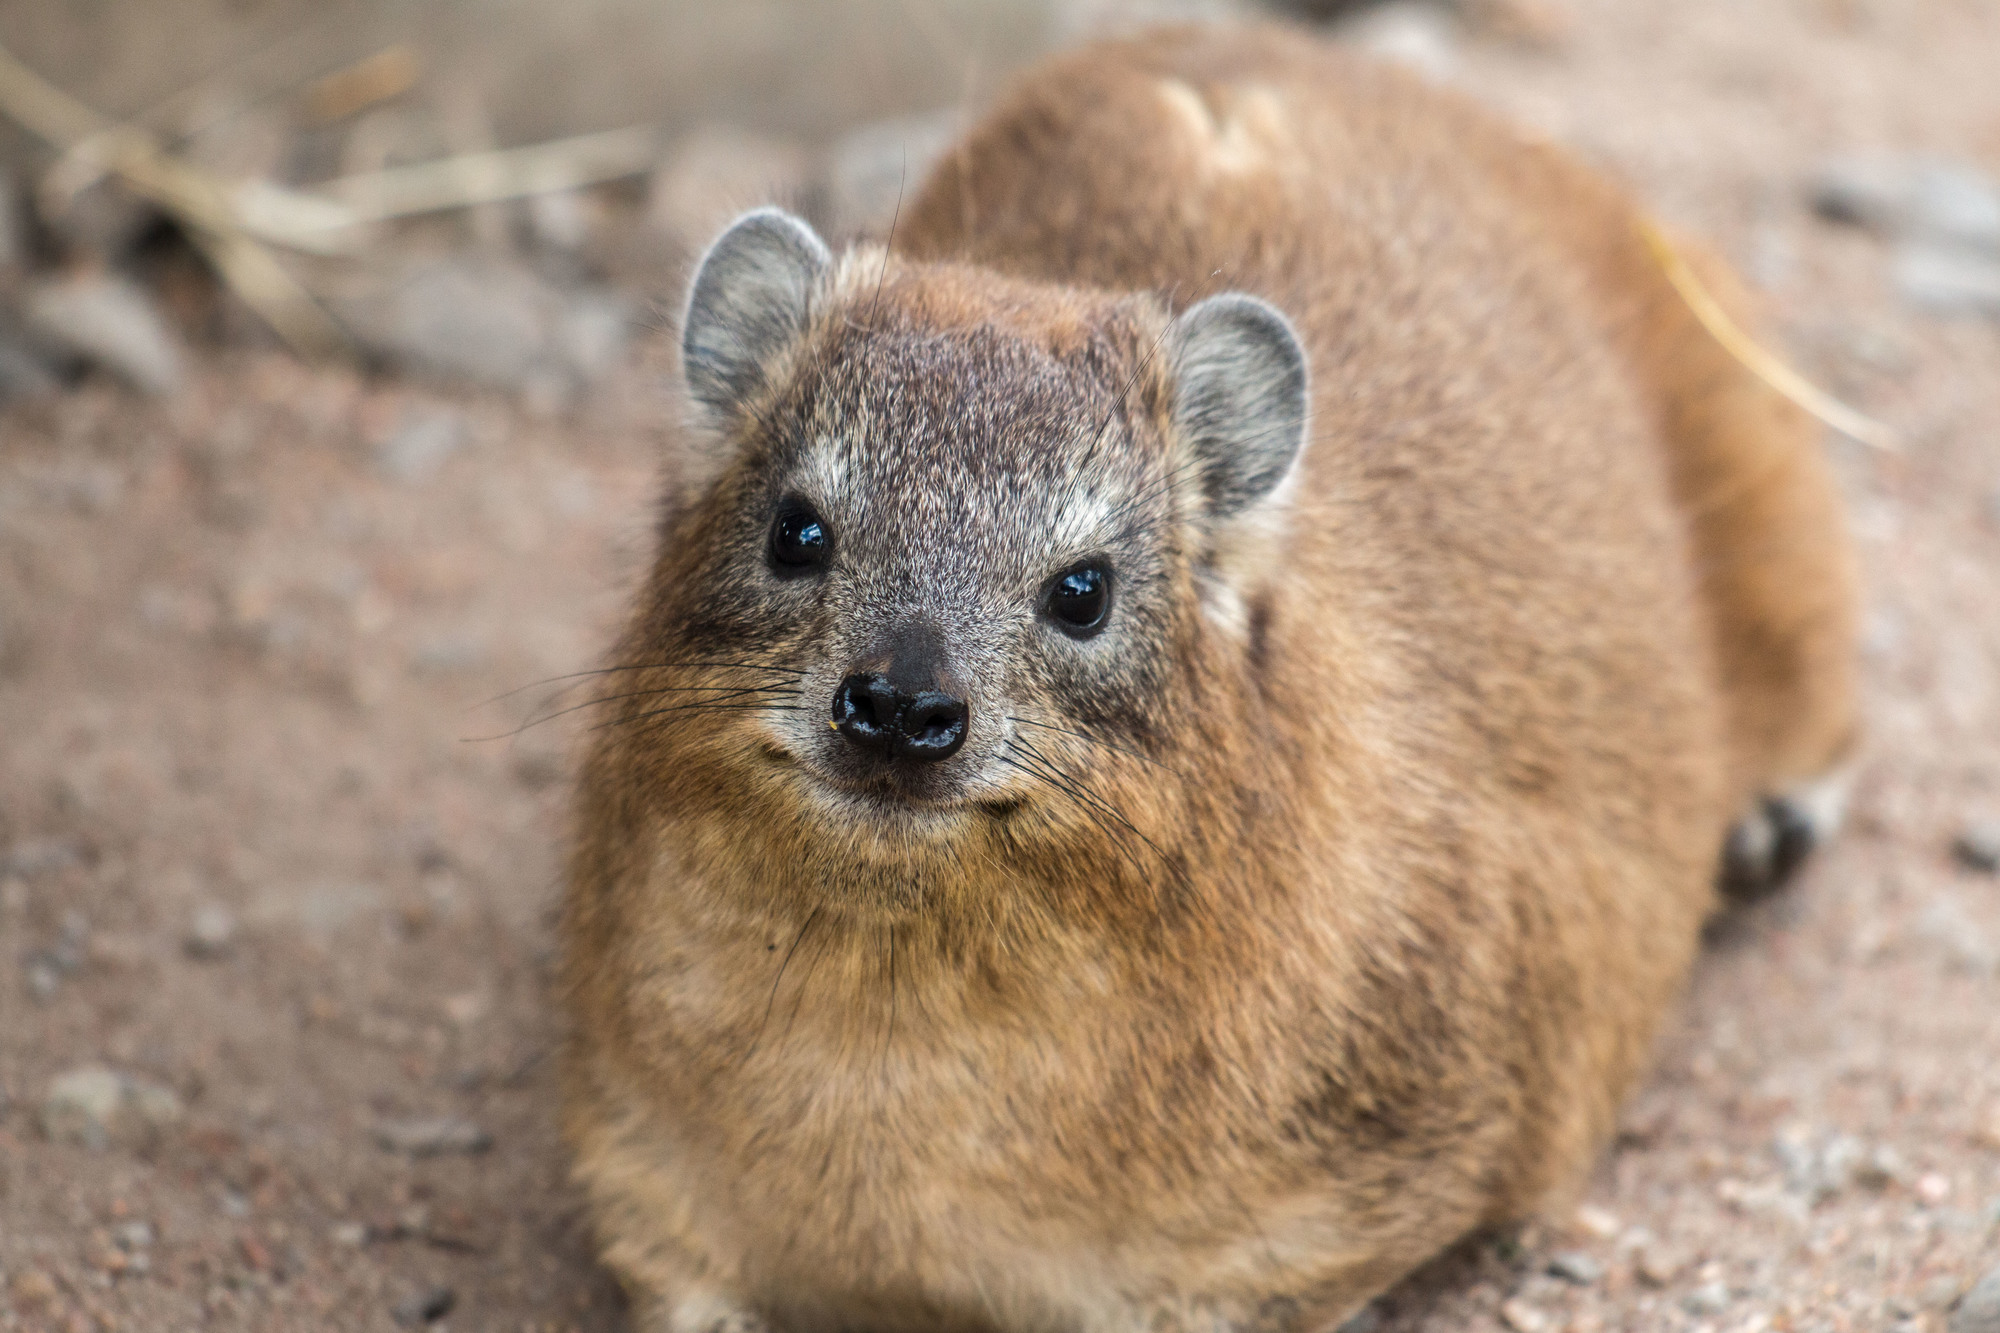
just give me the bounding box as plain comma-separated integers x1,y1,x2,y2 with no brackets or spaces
896,691,968,762
832,673,895,752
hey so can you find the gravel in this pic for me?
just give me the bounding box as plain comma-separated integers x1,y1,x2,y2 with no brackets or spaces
1953,1263,2000,1333
1811,157,2000,252
332,256,630,403
1956,820,2000,873
39,1065,184,1150
375,409,468,484
1546,1251,1605,1285
22,272,186,395
371,1115,493,1157
1895,245,2000,319
391,1285,457,1326
183,902,239,959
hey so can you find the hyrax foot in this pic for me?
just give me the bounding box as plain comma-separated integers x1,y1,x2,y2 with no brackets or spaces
1719,769,1851,902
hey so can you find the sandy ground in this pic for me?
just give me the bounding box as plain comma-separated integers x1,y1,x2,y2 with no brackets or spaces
3,2,1999,1331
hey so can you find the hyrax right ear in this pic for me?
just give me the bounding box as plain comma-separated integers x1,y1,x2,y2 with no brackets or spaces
681,208,831,427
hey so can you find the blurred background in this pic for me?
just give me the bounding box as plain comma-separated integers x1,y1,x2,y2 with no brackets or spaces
0,2,1996,1331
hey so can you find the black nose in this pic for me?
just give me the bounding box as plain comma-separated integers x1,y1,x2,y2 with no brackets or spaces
831,673,968,762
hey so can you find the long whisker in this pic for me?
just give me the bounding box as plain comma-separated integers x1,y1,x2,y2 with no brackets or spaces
996,754,1154,885
595,701,805,732
1006,716,1184,779
476,659,807,708
745,904,823,1064
1009,737,1188,890
464,684,803,743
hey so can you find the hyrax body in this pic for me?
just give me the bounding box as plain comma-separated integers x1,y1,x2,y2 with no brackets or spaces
563,25,1857,1333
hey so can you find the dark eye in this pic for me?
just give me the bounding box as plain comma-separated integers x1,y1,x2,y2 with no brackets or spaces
1045,563,1111,636
769,500,830,573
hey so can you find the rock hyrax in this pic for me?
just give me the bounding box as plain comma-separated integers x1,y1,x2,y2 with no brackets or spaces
562,24,1857,1332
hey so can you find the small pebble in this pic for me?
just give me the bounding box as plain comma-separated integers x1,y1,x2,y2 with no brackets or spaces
330,1221,368,1247
40,1065,184,1149
1548,1250,1605,1285
392,1285,457,1326
372,1115,492,1157
1499,1296,1549,1333
9,1269,57,1309
1335,1305,1382,1333
1953,1262,2000,1333
1574,1204,1621,1239
376,410,466,484
1919,1172,1953,1205
183,903,238,960
1635,1242,1689,1287
1956,821,2000,874
1895,244,2000,318
1684,1281,1732,1315
23,271,185,395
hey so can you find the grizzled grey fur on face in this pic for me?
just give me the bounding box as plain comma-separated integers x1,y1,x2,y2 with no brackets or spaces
670,208,1309,832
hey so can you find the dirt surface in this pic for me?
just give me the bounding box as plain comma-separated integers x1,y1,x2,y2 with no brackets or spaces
3,2,2000,1331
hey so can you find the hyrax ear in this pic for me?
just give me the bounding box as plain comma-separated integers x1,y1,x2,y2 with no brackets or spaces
681,208,831,426
1167,293,1309,520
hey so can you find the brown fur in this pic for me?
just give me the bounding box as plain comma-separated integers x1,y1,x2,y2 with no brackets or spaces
561,24,1857,1332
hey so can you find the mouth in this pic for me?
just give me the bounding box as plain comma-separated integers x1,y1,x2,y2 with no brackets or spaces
761,745,1024,824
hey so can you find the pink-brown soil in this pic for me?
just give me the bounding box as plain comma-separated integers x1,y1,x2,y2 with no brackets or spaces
3,2,1998,1330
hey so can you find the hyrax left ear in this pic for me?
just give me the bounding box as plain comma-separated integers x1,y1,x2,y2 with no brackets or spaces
681,208,832,427
1167,294,1310,519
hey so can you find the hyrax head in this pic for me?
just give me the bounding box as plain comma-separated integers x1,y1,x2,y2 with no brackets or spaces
630,209,1308,859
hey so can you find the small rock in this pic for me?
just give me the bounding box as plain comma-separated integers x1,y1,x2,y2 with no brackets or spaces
0,838,82,878
1811,157,2000,252
1931,1275,1974,1309
376,410,466,483
1499,1297,1549,1332
1684,1281,1732,1316
392,1285,457,1326
1916,895,1998,974
333,255,630,400
44,176,160,258
1809,156,1907,231
1336,2,1462,83
372,1115,492,1157
9,1269,57,1310
114,1220,155,1251
1952,1263,2000,1333
1335,1304,1383,1333
0,335,60,402
648,125,812,248
183,903,239,960
25,957,61,1001
1956,821,2000,874
1634,1242,1689,1287
40,1065,184,1149
1974,1105,2000,1152
1919,1172,1953,1206
1548,1250,1605,1285
1896,244,2000,318
330,1221,369,1247
1573,1204,1621,1239
1855,1143,1905,1190
821,112,958,236
409,633,488,676
23,271,186,395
